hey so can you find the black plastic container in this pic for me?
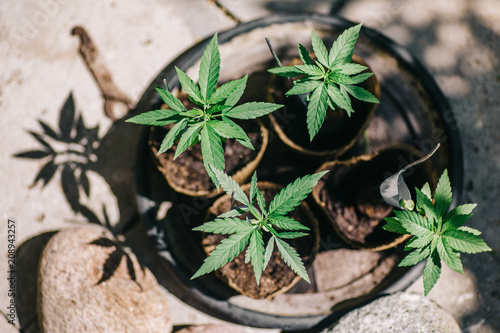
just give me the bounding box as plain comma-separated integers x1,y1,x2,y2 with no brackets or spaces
133,14,463,331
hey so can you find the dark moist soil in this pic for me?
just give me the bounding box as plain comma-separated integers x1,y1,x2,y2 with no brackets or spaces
268,62,373,153
320,148,432,247
202,184,316,299
150,93,263,193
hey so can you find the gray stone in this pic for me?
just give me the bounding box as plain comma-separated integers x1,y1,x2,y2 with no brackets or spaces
37,225,172,333
323,292,460,333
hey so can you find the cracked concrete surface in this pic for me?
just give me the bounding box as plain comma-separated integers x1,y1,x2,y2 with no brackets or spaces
1,0,499,332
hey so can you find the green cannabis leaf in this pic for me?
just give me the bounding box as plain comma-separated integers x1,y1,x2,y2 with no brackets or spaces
191,166,328,284
383,169,491,296
268,24,379,141
127,33,283,186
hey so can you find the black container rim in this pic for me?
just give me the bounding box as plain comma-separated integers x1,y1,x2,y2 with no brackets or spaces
133,13,463,331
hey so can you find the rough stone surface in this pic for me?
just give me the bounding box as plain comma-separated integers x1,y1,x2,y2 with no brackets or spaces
37,225,173,333
324,292,461,333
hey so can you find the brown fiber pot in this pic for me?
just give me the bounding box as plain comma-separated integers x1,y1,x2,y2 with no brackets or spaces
312,145,438,251
268,54,380,159
201,181,320,299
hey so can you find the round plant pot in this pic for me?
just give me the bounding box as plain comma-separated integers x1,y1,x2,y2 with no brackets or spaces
148,118,268,198
268,54,380,159
312,145,438,251
201,181,319,299
134,14,463,331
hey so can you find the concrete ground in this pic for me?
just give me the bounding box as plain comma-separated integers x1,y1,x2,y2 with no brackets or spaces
1,0,499,332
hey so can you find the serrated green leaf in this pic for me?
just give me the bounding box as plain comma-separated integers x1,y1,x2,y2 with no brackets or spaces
311,31,329,68
444,204,477,221
326,84,354,116
394,209,433,237
343,85,379,104
248,229,265,284
277,231,308,239
249,171,258,206
201,125,225,185
206,104,231,114
423,250,441,296
435,169,452,216
209,165,249,206
193,217,252,234
338,63,368,75
415,188,436,225
404,235,433,250
218,207,249,218
199,33,220,101
157,118,188,155
437,238,463,273
175,67,204,105
442,214,473,233
220,116,254,149
125,109,180,126
209,120,253,150
382,216,408,234
268,171,328,216
298,43,313,65
269,215,310,231
268,66,305,77
329,23,362,66
286,80,321,96
457,226,481,235
275,237,310,283
442,229,491,254
307,84,328,141
174,122,203,159
399,246,430,267
264,237,275,268
345,72,373,84
191,229,253,279
294,64,324,76
256,189,267,216
209,75,248,105
224,102,282,120
154,86,187,112
421,182,432,200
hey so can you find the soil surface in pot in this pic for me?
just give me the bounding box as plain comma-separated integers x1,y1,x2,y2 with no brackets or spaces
319,147,436,248
202,183,317,299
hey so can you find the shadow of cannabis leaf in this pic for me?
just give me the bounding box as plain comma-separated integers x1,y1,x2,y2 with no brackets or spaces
14,92,107,224
89,237,145,288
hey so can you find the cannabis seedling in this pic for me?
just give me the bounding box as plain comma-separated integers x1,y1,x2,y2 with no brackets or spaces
127,33,282,185
191,166,328,284
383,169,491,295
268,24,379,141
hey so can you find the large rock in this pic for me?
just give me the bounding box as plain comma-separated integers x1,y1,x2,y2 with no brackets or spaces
324,292,461,333
37,225,172,333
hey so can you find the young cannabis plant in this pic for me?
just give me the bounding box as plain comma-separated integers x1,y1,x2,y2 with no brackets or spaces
383,169,491,295
191,166,328,284
127,33,282,185
268,24,379,141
